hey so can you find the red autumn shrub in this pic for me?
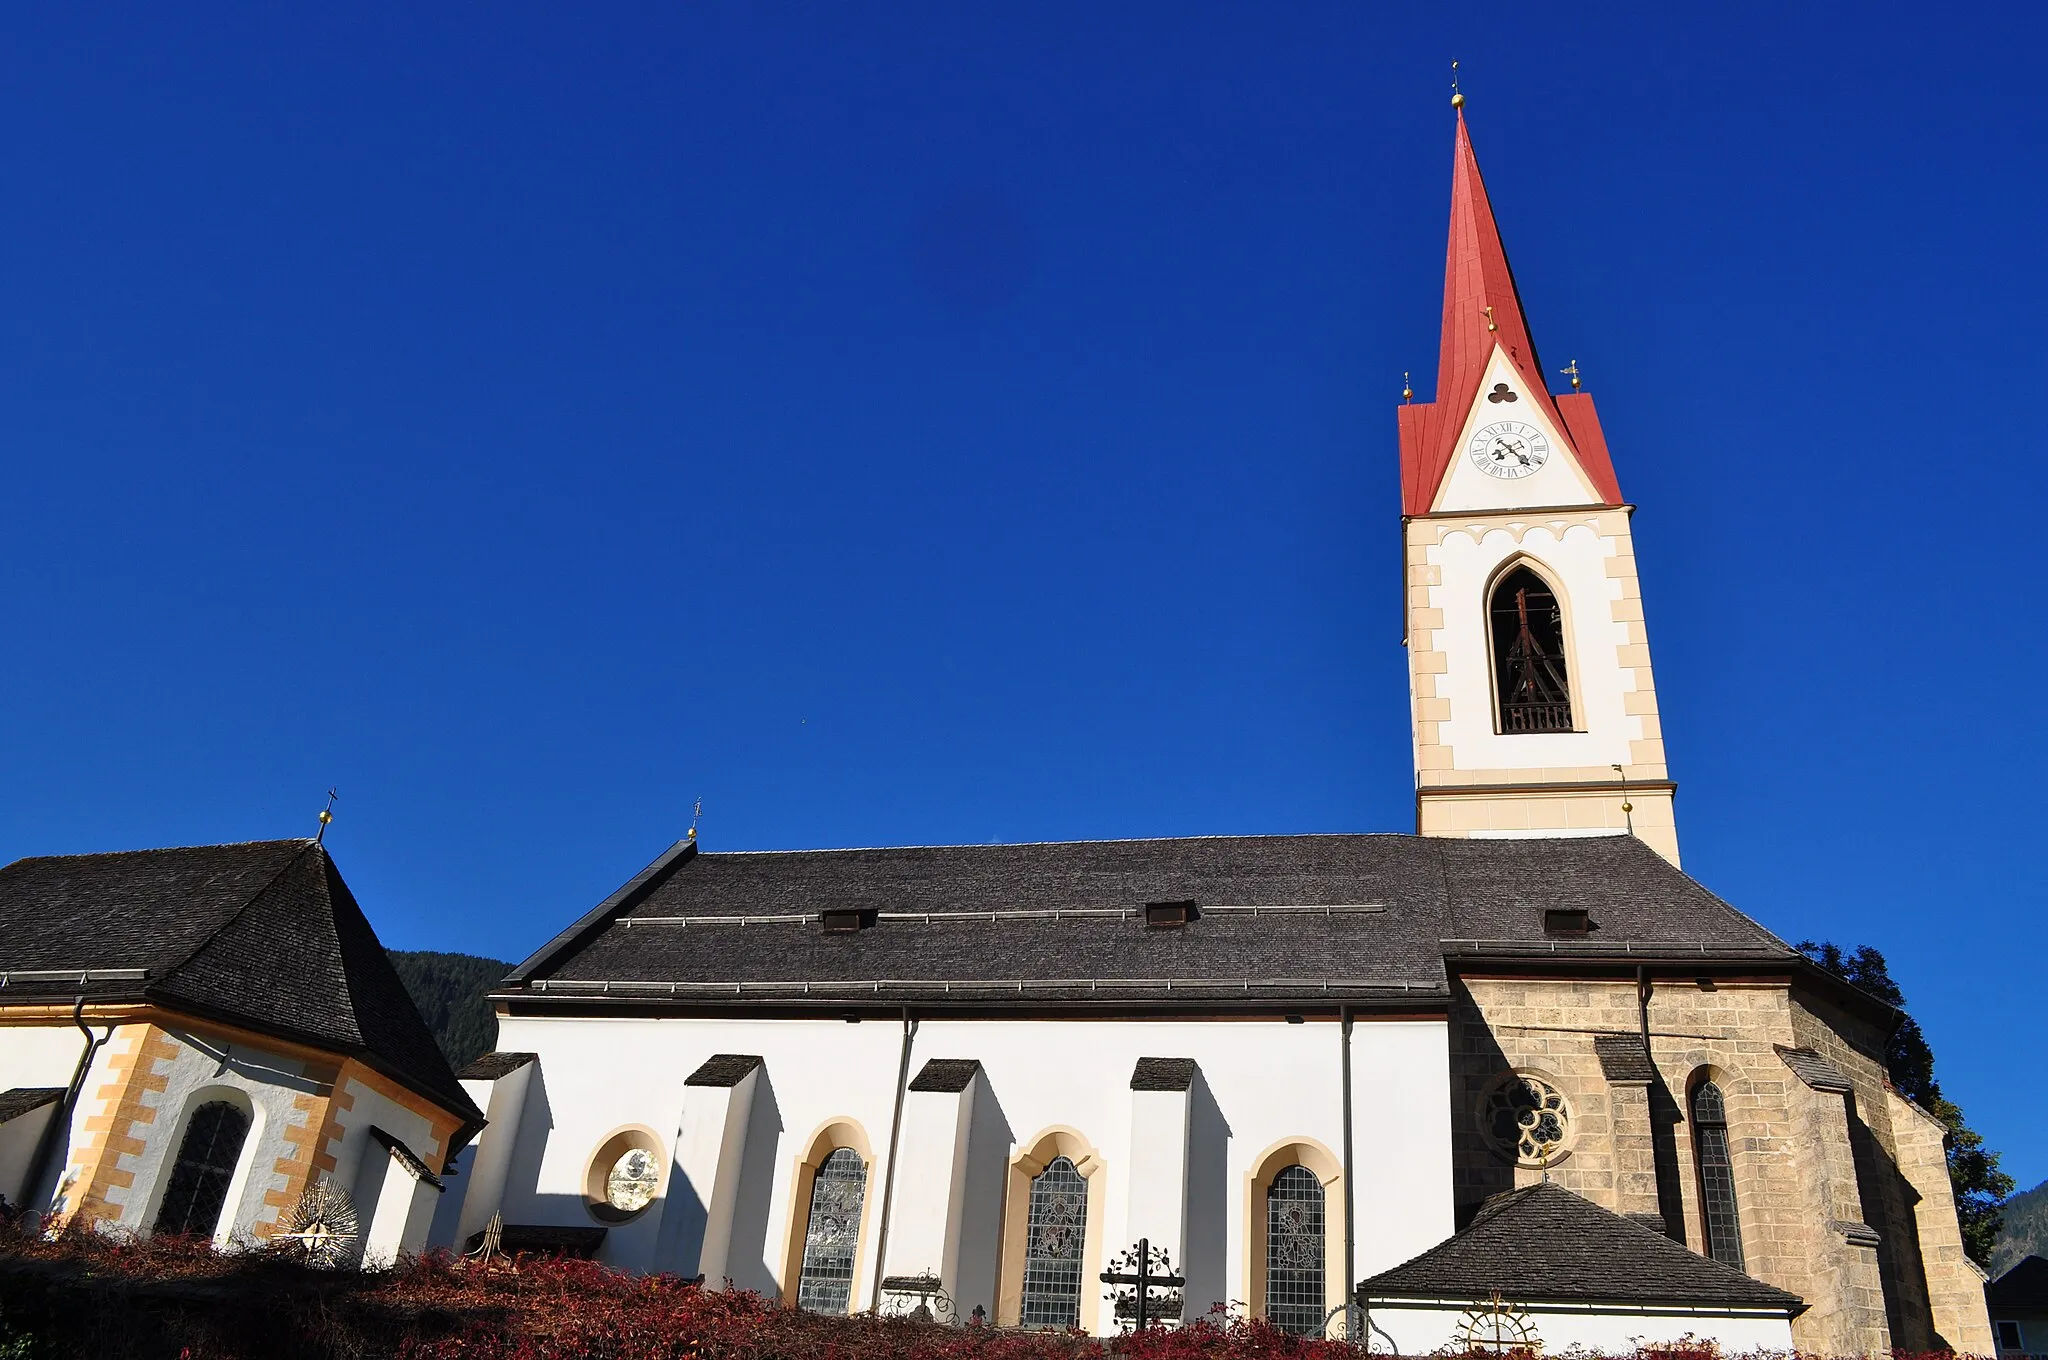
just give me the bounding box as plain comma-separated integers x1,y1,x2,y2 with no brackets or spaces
0,1230,1998,1360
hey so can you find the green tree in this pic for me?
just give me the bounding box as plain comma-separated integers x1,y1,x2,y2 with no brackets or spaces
1798,940,2013,1266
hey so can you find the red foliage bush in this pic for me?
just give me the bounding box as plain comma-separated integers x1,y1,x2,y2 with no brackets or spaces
0,1231,1993,1360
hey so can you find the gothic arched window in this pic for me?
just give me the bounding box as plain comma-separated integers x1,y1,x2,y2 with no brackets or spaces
152,1099,250,1239
1020,1155,1088,1328
1265,1165,1327,1336
1690,1081,1744,1269
1489,565,1572,733
796,1147,867,1313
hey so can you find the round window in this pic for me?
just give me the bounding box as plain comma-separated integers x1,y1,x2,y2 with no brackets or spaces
1478,1072,1572,1166
584,1129,664,1222
606,1147,661,1214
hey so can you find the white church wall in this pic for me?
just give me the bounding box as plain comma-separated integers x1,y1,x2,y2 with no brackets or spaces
110,1029,318,1245
1366,1300,1796,1356
0,1022,96,1090
0,1102,57,1204
1423,519,1638,774
449,1062,536,1247
492,1011,1453,1335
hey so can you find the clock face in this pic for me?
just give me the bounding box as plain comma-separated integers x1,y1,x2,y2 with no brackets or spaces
1468,421,1551,479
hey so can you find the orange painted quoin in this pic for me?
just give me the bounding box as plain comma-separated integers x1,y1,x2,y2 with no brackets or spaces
1397,109,1624,516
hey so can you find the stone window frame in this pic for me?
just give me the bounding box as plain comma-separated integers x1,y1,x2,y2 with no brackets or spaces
143,1085,263,1247
777,1118,877,1311
1481,553,1583,735
995,1126,1106,1331
1686,1069,1746,1270
582,1124,666,1225
1243,1138,1347,1337
1475,1069,1576,1169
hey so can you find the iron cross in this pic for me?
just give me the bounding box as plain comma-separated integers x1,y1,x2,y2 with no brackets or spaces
1099,1236,1186,1331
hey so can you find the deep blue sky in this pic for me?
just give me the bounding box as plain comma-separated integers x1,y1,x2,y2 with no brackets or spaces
4,5,2043,1185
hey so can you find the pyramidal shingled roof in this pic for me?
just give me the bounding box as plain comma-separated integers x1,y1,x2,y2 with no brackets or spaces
0,839,480,1123
1360,1180,1805,1314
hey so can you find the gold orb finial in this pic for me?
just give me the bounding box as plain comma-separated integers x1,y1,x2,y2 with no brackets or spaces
1451,59,1464,109
1402,371,1413,402
1451,91,1464,109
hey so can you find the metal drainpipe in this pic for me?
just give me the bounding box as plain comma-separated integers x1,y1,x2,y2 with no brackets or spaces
1340,1005,1357,1341
868,1005,919,1311
23,998,113,1214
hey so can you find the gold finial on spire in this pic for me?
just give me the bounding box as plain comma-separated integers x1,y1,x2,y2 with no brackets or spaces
687,797,702,842
1561,359,1581,391
1402,371,1413,403
1451,60,1464,110
1484,305,1497,333
315,788,338,844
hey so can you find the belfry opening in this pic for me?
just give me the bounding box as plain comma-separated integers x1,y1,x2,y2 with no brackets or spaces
1489,566,1571,733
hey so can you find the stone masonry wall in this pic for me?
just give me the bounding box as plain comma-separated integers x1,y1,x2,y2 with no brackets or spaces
1454,974,1923,1356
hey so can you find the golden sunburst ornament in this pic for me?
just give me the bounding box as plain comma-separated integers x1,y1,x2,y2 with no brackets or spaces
278,1179,359,1266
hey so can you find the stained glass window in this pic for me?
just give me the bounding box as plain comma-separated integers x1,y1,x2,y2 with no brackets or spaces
606,1147,660,1214
796,1148,867,1313
153,1100,250,1239
1691,1081,1744,1269
1265,1165,1326,1336
1481,1073,1570,1164
1020,1156,1087,1329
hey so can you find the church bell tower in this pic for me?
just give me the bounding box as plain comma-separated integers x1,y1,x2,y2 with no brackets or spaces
1399,100,1678,865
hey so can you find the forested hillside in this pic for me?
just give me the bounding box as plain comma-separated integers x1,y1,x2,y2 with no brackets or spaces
386,950,511,1070
1995,1179,2048,1275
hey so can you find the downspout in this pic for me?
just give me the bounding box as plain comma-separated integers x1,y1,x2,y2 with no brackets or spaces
24,998,114,1214
1340,1005,1357,1341
868,1005,919,1312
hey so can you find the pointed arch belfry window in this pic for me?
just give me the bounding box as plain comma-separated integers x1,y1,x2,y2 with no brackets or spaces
1489,565,1572,733
1690,1081,1744,1269
153,1099,250,1239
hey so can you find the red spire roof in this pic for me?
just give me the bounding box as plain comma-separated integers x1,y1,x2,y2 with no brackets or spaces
1398,110,1622,514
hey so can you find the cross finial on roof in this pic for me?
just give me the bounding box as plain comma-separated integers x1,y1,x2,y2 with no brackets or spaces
315,788,338,844
687,797,702,842
1561,358,1581,391
1451,60,1464,110
1402,371,1413,403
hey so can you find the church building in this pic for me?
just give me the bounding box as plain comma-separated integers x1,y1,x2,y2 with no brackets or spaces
433,101,1995,1353
0,97,1990,1357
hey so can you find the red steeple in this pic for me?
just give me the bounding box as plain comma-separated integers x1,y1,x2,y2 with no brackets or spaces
1397,108,1622,514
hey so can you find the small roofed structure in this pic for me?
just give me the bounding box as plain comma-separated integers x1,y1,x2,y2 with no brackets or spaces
1357,1181,1804,1355
1989,1256,2048,1356
0,838,483,1264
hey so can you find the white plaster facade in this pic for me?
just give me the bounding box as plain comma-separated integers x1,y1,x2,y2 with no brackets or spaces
1366,1299,1796,1355
433,1013,1454,1336
0,1014,451,1266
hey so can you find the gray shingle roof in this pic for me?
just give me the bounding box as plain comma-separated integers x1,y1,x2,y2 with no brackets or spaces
503,833,1794,1010
1594,1034,1655,1082
1776,1045,1854,1094
0,840,481,1127
1359,1181,1805,1313
1990,1256,2048,1312
457,1052,539,1081
908,1059,981,1093
0,1088,64,1127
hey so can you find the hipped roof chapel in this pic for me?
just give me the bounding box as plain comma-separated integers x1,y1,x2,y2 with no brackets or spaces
0,98,1994,1354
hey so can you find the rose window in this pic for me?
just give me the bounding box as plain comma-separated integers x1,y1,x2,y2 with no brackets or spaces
1480,1073,1571,1164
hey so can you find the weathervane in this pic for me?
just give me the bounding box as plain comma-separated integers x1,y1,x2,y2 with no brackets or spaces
315,788,338,844
687,798,703,842
1561,358,1581,391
